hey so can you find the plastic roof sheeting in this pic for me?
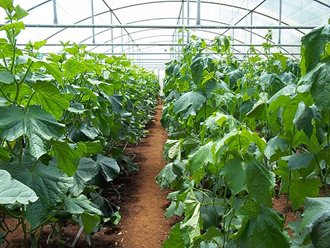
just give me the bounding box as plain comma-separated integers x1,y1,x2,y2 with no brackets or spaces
0,0,329,69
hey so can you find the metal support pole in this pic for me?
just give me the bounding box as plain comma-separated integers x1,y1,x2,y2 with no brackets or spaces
278,0,283,44
52,0,58,24
176,30,179,58
250,12,253,44
187,0,190,43
127,36,130,58
181,0,185,52
110,12,114,53
18,24,316,29
196,0,201,25
121,28,124,53
91,0,95,43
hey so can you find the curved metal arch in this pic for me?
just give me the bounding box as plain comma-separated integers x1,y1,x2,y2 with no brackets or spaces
82,17,295,57
94,28,261,57
27,0,52,12
26,0,330,16
107,27,298,59
79,16,230,44
42,0,312,42
97,36,241,54
93,29,246,55
88,34,176,52
120,39,243,55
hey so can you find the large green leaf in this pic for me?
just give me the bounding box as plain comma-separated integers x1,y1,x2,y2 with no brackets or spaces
71,157,99,196
80,212,101,234
293,102,314,138
264,135,289,160
246,159,275,207
63,59,87,79
288,153,314,170
50,140,82,176
96,154,120,182
0,105,65,158
234,201,290,248
0,160,73,228
156,162,177,189
191,55,207,84
0,70,15,84
300,24,330,75
221,158,246,195
0,169,38,204
163,223,185,248
298,63,330,113
164,139,181,160
309,63,330,113
0,161,73,208
301,197,330,231
12,5,29,21
188,142,214,183
300,197,330,248
193,226,222,247
223,130,266,155
0,22,24,32
79,141,103,157
0,0,13,10
173,91,206,119
290,178,321,210
35,61,63,85
246,93,267,118
311,219,330,248
63,195,102,215
31,81,69,119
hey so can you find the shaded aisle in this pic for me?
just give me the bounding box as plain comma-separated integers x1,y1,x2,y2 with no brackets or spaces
114,104,171,247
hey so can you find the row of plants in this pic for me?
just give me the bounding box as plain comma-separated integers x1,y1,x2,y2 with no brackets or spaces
0,2,159,247
157,24,329,247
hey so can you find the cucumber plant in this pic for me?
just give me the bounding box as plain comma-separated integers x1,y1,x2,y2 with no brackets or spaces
0,2,159,247
158,24,329,247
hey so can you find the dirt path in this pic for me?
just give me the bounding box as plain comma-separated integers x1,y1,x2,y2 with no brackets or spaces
113,104,171,247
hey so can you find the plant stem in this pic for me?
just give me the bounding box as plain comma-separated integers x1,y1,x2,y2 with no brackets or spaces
72,227,84,248
284,171,292,224
24,91,36,112
18,136,23,164
31,203,65,232
0,88,15,104
10,45,16,73
1,52,8,67
13,80,20,105
20,217,28,247
222,183,228,246
5,140,18,157
325,114,330,196
19,61,34,84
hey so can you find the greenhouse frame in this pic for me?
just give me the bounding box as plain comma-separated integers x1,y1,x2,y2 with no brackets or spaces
0,1,329,247
1,0,329,69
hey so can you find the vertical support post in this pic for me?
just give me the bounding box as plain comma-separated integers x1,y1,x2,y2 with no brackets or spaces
53,0,58,24
176,31,179,59
110,11,114,53
232,29,235,46
278,0,282,44
181,0,185,52
187,0,190,43
127,36,130,59
121,28,124,53
250,12,253,44
91,0,95,44
196,0,201,25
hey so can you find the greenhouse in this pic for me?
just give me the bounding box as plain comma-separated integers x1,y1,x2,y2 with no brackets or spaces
0,0,329,247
